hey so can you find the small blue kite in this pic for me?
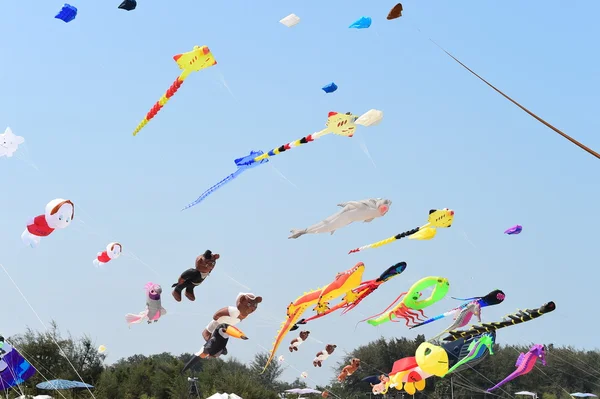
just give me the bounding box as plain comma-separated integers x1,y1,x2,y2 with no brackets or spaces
322,82,338,93
349,16,371,29
55,4,77,23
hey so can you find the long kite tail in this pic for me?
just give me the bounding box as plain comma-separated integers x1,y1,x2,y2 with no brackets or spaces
410,305,463,329
181,169,244,211
487,372,520,392
132,75,186,136
348,227,421,254
253,128,329,163
430,40,600,160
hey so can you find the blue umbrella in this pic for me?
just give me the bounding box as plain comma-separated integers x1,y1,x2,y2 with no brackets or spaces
36,379,94,390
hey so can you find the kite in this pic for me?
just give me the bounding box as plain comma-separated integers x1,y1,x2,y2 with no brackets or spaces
289,331,310,352
55,4,77,22
355,109,384,126
431,41,600,160
289,198,392,239
181,324,248,372
125,282,167,326
442,332,495,376
505,225,523,235
348,208,454,254
182,110,381,210
118,0,136,10
292,262,407,329
313,344,336,367
172,250,219,302
280,14,300,27
410,289,505,330
443,301,556,341
278,355,285,363
93,242,122,267
21,199,74,248
338,358,361,382
349,17,372,29
202,293,262,342
300,372,308,379
97,345,107,354
322,82,338,93
0,127,24,158
371,375,390,395
385,333,496,393
387,3,403,20
262,263,366,372
487,344,546,392
359,276,450,327
132,45,217,136
0,336,36,390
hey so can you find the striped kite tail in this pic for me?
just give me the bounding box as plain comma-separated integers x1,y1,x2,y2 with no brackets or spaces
132,76,185,136
348,226,422,254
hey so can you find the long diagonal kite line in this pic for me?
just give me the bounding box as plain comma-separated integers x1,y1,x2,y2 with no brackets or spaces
430,39,600,160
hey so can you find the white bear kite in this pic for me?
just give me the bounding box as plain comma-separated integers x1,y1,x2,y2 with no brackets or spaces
93,242,122,267
0,127,25,158
21,198,74,248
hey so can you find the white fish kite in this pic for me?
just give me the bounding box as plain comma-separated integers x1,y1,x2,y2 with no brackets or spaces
289,198,392,239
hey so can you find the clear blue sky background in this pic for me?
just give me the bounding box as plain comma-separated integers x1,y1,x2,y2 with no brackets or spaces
1,0,599,390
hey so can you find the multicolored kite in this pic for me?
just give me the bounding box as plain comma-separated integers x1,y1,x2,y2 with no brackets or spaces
0,336,36,390
182,110,381,210
348,208,454,254
132,45,217,136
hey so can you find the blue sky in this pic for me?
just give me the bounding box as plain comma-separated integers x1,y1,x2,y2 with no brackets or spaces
1,0,599,390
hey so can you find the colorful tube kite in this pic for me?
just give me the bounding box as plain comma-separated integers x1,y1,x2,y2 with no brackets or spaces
348,208,454,254
359,276,450,327
0,336,36,390
182,110,381,210
443,301,556,341
132,45,217,136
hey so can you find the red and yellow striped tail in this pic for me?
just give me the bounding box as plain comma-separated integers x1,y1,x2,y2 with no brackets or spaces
132,76,185,136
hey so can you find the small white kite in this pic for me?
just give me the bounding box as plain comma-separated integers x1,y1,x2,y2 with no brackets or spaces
280,13,300,27
0,127,24,158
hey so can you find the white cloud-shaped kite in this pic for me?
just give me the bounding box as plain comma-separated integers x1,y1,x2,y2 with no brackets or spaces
0,127,25,158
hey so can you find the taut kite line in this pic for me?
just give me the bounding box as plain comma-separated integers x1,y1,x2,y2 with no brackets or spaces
431,40,599,160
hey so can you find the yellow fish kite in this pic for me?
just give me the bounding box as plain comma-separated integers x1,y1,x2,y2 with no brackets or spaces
132,45,217,136
348,209,454,254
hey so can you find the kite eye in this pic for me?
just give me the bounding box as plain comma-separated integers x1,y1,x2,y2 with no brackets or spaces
425,348,432,356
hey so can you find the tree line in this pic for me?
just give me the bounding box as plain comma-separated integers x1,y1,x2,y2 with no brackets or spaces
3,322,599,399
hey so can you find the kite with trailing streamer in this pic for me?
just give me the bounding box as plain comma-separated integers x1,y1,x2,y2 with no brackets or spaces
182,110,381,210
262,263,366,372
359,276,449,327
348,208,454,254
443,301,556,341
132,45,217,136
291,262,406,330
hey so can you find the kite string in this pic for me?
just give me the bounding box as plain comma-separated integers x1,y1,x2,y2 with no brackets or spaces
0,264,97,399
400,16,600,160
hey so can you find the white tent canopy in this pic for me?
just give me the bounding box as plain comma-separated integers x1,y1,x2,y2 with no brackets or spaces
571,394,598,398
516,392,537,397
206,393,244,399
